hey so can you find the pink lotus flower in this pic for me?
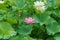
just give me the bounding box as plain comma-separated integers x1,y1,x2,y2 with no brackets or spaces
24,17,35,24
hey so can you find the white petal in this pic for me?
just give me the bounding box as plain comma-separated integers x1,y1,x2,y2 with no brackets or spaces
0,1,4,4
39,1,45,6
34,1,40,7
34,1,46,12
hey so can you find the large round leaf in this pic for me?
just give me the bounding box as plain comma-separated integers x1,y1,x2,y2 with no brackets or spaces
0,22,17,39
33,12,50,25
46,18,60,35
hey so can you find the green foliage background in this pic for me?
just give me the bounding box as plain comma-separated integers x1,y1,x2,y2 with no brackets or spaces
0,0,60,40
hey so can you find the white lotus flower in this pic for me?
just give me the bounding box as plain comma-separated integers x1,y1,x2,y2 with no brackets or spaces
0,1,4,4
34,1,46,13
